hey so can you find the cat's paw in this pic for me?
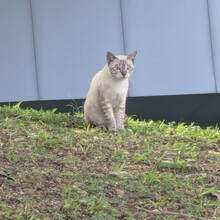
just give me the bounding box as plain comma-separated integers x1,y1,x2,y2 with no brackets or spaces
99,124,117,132
117,124,124,132
107,125,117,132
108,128,117,133
99,124,108,131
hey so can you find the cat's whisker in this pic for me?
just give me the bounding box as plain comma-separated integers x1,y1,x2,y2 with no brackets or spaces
129,76,134,83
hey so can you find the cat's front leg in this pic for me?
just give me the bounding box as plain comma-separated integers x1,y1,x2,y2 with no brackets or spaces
101,101,117,132
115,103,125,131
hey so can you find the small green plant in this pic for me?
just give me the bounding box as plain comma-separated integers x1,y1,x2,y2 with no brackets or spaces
198,186,218,198
66,100,83,116
133,152,150,163
143,171,161,184
80,194,109,214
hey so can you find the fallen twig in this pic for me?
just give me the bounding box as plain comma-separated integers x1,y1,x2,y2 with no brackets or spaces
135,206,209,220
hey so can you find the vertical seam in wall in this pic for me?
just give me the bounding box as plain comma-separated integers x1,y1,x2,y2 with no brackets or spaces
119,0,132,97
30,0,40,100
119,0,126,55
207,0,217,93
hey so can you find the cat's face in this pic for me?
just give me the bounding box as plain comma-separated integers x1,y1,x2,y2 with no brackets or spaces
107,51,137,79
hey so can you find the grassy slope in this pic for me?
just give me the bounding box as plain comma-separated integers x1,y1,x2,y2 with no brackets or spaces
0,104,220,220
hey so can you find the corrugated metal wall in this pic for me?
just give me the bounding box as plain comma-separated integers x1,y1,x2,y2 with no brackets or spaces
0,0,220,102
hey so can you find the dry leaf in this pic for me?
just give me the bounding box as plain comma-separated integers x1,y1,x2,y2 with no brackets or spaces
211,190,220,200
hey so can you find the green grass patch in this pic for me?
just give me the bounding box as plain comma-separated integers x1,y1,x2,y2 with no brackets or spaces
0,104,220,219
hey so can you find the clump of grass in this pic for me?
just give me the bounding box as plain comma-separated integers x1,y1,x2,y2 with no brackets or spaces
0,104,220,219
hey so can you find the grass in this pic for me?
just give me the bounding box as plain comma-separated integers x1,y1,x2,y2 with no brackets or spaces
0,103,220,219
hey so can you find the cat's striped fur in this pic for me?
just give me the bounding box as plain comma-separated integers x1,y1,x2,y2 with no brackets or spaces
84,51,137,132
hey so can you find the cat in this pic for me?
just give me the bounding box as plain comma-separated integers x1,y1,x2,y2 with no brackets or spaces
84,51,137,132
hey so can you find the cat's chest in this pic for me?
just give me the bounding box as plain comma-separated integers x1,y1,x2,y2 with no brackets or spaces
102,79,128,95
100,80,128,105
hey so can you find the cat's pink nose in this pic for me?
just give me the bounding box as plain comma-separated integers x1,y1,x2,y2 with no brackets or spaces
121,71,126,77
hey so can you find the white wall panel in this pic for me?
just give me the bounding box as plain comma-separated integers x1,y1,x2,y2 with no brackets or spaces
0,0,38,102
208,0,220,92
1,0,220,103
122,0,216,96
31,0,124,100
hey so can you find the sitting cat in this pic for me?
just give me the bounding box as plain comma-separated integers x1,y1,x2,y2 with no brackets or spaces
84,51,137,132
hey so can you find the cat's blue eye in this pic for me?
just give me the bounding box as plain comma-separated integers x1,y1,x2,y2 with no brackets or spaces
114,66,121,71
127,65,133,71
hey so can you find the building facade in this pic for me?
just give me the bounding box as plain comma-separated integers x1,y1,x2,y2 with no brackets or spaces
1,0,220,124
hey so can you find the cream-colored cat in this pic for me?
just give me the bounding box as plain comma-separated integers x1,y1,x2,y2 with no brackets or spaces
84,51,137,132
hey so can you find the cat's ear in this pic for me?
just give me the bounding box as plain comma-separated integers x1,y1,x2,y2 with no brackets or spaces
107,51,117,65
127,51,137,63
